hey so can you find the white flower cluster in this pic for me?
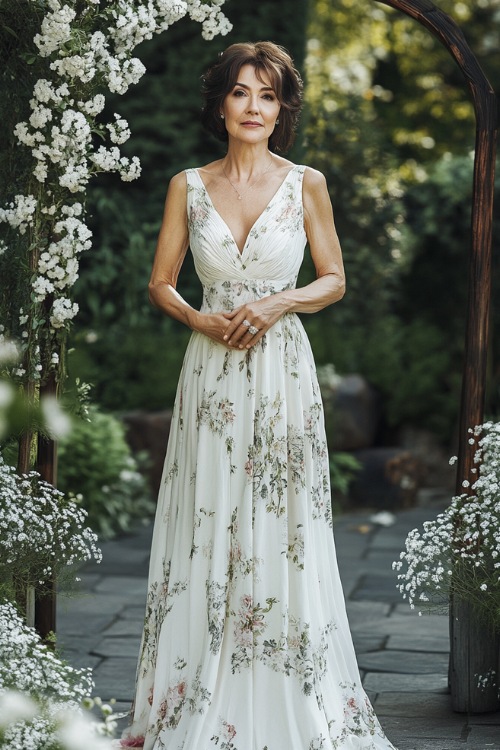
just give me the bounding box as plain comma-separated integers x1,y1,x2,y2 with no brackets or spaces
0,194,37,234
0,604,115,749
0,457,102,585
393,422,500,618
187,0,232,40
33,207,92,306
1,0,230,339
0,602,92,704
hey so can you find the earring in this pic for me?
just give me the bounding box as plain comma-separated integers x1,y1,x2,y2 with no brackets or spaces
276,118,280,125
220,113,224,119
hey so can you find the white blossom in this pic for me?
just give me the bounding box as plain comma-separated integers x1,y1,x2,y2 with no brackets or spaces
41,395,72,439
78,94,105,116
0,194,37,234
34,2,76,57
50,297,79,328
106,113,131,144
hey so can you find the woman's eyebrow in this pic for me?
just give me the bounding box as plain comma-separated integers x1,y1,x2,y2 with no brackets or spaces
233,81,275,92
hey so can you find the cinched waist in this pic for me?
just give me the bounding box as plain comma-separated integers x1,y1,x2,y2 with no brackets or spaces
200,278,296,313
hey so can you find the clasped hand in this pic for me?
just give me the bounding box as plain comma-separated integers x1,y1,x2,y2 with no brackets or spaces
197,296,287,350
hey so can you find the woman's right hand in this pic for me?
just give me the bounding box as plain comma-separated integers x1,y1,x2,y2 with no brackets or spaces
194,312,234,348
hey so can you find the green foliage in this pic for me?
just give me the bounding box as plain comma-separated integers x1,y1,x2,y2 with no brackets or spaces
329,451,361,497
57,407,155,539
68,323,191,410
302,0,500,442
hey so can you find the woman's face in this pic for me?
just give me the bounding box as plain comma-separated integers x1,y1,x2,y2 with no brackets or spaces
221,64,281,147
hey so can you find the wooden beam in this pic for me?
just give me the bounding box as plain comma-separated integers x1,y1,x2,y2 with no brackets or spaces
35,371,58,640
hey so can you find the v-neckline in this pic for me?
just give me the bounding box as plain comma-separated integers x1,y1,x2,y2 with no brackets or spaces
195,166,297,256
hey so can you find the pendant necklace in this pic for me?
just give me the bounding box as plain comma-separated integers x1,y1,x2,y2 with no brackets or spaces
221,159,274,201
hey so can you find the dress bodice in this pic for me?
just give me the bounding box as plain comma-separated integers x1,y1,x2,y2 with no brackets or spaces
186,165,307,313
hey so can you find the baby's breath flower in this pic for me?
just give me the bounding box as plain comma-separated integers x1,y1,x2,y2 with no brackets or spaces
394,421,500,628
0,457,102,591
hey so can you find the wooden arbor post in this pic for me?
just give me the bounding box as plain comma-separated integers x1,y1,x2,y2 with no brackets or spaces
373,0,499,712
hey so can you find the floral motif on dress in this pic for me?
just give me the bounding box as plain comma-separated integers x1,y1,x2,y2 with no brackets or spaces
210,717,238,749
227,509,262,595
327,681,384,749
246,393,289,518
284,524,305,570
206,579,227,654
230,594,277,673
260,616,336,707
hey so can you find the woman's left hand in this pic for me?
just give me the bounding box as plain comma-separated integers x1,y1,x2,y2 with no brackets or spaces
222,294,289,349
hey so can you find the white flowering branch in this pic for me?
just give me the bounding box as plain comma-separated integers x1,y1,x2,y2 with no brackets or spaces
393,422,500,630
0,0,230,384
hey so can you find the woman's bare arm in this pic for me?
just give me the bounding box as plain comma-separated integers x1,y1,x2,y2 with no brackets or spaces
148,172,234,346
223,166,345,347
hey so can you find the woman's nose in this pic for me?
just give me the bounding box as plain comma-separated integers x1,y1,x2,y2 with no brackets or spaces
246,97,259,114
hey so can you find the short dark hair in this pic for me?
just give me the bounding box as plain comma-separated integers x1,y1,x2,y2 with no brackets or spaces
201,41,303,153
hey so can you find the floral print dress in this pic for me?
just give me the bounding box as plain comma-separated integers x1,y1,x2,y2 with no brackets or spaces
123,166,397,750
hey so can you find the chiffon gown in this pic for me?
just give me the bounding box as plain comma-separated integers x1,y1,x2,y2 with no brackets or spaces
123,165,397,750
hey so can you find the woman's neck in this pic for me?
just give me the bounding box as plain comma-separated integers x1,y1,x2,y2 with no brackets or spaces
222,141,273,178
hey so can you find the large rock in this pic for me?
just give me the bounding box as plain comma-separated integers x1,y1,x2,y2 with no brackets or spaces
121,410,172,495
348,447,424,510
322,374,381,451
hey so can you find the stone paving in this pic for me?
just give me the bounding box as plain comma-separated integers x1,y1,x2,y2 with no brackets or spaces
58,505,500,749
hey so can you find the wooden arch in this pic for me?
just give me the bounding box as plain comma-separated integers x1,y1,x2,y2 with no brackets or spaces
374,0,498,713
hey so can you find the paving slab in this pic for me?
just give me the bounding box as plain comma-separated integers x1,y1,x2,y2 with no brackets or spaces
387,740,470,750
373,692,457,720
351,574,402,603
120,605,147,621
94,576,148,597
467,724,500,744
364,614,449,637
102,618,145,637
92,657,138,702
352,634,387,654
92,637,142,659
363,672,449,693
57,612,116,636
345,600,391,625
387,634,449,654
380,715,464,740
58,592,134,615
358,650,450,675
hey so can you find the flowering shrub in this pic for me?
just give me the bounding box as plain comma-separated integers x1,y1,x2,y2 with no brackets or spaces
0,601,115,749
0,456,102,605
57,407,154,539
393,422,500,629
0,0,230,385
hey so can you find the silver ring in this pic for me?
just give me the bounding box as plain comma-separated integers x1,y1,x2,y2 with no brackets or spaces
242,319,251,328
248,325,260,336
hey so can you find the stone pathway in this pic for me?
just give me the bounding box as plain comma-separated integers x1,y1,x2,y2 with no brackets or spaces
58,506,500,749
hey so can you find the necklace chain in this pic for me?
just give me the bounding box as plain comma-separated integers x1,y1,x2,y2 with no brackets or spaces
221,159,274,201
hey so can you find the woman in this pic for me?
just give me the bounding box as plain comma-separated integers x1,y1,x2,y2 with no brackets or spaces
121,42,397,750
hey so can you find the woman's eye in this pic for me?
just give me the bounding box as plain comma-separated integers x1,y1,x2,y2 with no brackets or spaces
263,94,275,101
233,90,246,97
